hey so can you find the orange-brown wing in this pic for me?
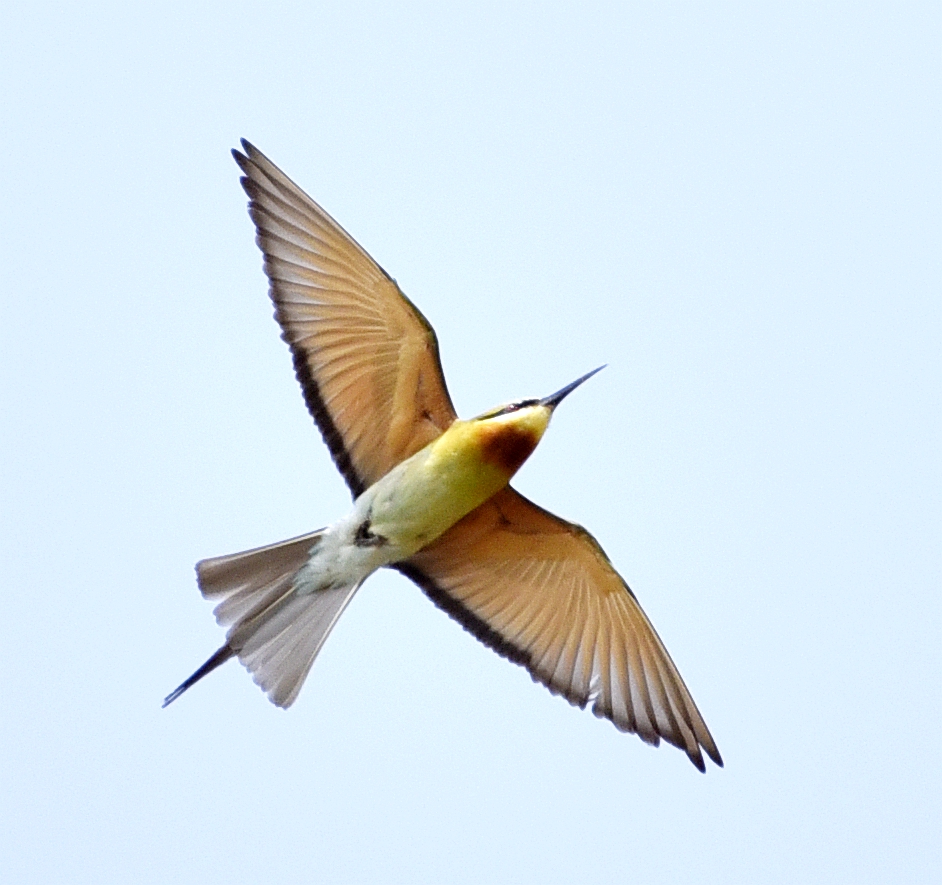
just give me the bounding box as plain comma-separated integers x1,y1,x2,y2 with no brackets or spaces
396,487,722,771
234,140,457,497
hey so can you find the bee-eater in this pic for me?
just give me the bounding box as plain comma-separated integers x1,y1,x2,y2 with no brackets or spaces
164,140,722,772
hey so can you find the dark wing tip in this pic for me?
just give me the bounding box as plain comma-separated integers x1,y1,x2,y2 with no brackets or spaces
688,731,722,771
232,140,254,170
240,175,263,204
233,140,267,181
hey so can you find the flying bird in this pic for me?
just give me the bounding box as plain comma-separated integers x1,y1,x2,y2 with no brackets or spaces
164,140,723,771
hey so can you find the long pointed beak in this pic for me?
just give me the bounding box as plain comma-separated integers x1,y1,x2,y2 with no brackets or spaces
540,365,606,410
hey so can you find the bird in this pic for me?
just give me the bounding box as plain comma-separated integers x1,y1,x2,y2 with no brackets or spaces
163,139,723,772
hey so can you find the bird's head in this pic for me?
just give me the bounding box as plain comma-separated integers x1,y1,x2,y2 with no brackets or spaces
470,366,606,477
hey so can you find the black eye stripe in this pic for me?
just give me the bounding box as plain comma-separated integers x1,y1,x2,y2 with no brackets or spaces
478,399,539,420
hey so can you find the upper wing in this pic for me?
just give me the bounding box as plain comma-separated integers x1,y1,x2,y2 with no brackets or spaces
234,140,457,497
396,487,722,771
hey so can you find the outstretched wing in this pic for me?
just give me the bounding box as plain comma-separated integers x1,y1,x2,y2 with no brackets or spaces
396,487,722,771
234,140,457,497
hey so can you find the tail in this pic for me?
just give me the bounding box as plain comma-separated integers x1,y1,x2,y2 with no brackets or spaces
163,530,362,708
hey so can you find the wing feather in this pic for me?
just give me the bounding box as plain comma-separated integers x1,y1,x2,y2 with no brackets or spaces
234,141,457,496
396,487,721,770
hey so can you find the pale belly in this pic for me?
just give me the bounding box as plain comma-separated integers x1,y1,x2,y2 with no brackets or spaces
295,416,542,595
295,433,510,596
357,428,510,556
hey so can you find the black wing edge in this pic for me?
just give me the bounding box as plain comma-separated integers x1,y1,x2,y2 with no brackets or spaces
392,560,587,709
392,558,722,773
232,142,367,498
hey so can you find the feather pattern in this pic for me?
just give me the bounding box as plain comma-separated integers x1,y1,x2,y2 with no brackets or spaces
233,140,457,497
396,487,722,771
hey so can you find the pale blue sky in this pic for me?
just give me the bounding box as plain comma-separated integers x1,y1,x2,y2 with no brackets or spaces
2,2,939,882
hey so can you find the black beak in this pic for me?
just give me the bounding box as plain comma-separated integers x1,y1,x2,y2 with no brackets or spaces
540,365,606,410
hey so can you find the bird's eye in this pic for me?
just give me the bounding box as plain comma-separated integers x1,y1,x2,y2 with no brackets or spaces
495,399,539,417
509,398,539,412
476,399,539,421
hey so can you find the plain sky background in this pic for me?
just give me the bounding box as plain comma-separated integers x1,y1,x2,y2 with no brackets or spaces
2,2,939,882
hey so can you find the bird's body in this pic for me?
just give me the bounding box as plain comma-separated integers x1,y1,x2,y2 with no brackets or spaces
356,405,550,554
165,141,723,771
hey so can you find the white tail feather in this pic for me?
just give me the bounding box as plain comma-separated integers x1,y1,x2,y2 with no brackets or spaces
236,582,362,706
188,531,362,707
